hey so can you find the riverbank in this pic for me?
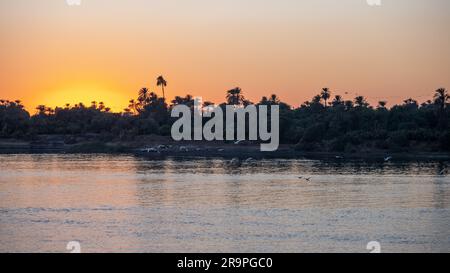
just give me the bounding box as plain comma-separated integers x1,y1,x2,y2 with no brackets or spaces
1,136,449,161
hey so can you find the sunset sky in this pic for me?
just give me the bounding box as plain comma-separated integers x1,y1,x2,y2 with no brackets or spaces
1,0,449,112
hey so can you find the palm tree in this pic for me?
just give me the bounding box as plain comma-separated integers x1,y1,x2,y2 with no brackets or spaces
36,105,46,115
434,88,449,110
123,108,132,116
45,107,54,115
403,98,418,108
269,94,280,105
354,96,368,108
128,99,137,114
377,101,387,110
344,100,354,111
98,102,105,111
171,95,194,107
226,87,244,105
260,96,269,105
433,88,449,130
321,88,331,108
203,101,215,107
312,95,322,104
138,87,149,103
332,95,344,107
156,76,167,100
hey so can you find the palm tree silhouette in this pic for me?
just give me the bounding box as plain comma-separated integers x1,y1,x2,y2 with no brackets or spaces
128,99,137,114
171,95,194,107
354,96,368,108
377,101,387,109
138,87,150,106
98,102,105,111
157,76,167,100
434,88,449,110
321,88,331,108
226,87,244,105
269,94,280,104
36,105,46,115
332,95,343,107
203,101,215,107
312,95,322,104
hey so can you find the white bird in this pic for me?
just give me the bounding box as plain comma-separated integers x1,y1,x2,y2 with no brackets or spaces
229,158,241,167
384,156,392,162
244,157,255,164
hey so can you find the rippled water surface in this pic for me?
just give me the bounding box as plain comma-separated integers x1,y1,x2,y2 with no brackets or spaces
1,154,449,252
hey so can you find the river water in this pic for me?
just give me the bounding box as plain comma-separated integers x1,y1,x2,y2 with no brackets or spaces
0,154,449,252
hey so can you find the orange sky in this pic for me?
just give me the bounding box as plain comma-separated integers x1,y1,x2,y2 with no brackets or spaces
1,0,449,113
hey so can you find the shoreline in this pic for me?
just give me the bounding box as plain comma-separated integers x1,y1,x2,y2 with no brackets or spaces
1,139,449,161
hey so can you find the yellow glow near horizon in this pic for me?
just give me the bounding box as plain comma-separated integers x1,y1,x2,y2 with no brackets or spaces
1,0,450,113
35,85,130,113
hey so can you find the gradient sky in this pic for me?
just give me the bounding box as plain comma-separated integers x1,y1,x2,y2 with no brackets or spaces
1,0,449,112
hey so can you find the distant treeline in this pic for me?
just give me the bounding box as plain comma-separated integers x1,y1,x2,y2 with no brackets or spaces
1,86,449,152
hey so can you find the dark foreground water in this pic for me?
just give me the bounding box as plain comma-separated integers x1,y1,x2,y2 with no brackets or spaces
0,154,449,253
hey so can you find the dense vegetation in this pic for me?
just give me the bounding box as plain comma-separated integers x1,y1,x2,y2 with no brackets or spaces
1,81,449,153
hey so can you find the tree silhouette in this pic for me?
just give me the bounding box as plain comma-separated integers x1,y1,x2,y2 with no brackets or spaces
332,95,344,107
434,88,449,110
98,102,105,111
1,86,450,152
171,95,194,108
321,88,331,108
354,96,369,108
138,88,149,104
312,95,322,104
226,87,245,105
36,105,46,115
269,94,280,104
157,76,167,100
377,101,387,110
